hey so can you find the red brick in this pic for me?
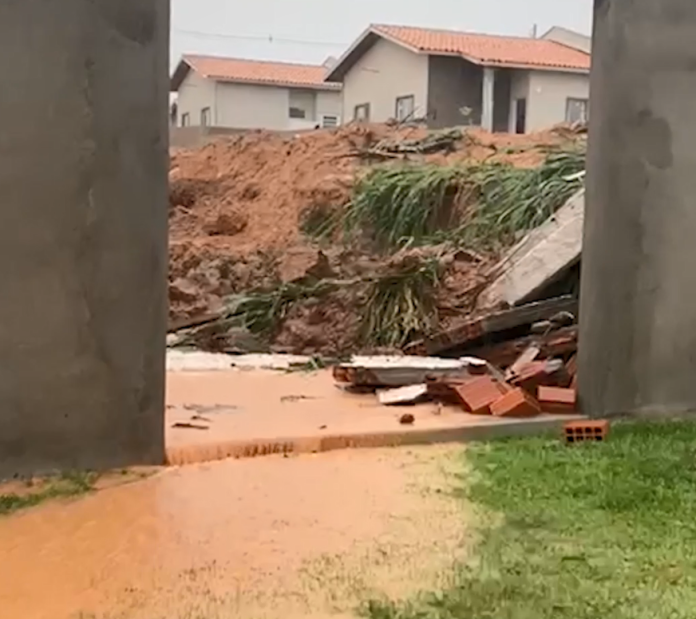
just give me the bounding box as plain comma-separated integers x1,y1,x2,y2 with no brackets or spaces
538,386,577,414
453,376,508,415
490,388,541,418
509,361,550,396
564,420,609,443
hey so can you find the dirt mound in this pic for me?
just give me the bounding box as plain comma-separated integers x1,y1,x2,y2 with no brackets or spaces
167,122,584,352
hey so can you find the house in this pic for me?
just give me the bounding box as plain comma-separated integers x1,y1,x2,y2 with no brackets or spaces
541,26,592,54
170,55,342,131
325,25,591,133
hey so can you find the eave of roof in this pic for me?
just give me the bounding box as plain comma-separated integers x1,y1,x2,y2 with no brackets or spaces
170,55,342,92
325,24,590,82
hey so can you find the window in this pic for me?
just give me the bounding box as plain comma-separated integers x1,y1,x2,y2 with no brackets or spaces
181,113,190,127
354,103,370,122
566,98,589,124
395,95,415,121
289,107,306,119
200,107,211,127
321,115,339,128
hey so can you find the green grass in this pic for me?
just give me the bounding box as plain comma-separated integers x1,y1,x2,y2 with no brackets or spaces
344,149,585,253
365,421,696,619
0,470,97,516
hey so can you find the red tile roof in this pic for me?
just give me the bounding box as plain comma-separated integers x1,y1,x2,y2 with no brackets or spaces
172,55,340,91
373,25,590,71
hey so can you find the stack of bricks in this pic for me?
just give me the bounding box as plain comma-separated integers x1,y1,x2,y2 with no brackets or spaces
428,355,581,419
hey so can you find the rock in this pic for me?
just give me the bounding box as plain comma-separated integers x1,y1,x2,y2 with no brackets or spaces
203,210,248,236
399,413,415,425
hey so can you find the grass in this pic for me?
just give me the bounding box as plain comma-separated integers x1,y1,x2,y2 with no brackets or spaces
365,421,696,619
361,254,442,348
0,470,97,516
344,149,585,252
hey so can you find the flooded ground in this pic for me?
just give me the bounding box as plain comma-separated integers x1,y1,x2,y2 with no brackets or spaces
0,445,471,619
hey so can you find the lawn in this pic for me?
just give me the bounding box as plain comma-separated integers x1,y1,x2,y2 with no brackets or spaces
366,421,696,619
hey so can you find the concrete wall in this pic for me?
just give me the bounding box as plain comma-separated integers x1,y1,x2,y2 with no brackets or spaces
525,70,590,131
542,26,592,54
342,37,428,122
0,0,169,476
176,72,341,130
579,0,696,418
427,56,482,128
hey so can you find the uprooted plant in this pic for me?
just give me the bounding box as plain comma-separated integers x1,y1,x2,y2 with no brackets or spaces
343,147,586,252
360,253,443,348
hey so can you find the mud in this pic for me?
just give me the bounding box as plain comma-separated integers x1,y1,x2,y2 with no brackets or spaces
0,446,470,619
167,123,584,346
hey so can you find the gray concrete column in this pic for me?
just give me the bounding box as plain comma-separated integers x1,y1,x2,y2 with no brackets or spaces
0,0,169,476
579,0,696,417
481,67,495,132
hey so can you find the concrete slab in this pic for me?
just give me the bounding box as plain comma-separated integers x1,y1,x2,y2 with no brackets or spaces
482,188,584,307
165,369,584,465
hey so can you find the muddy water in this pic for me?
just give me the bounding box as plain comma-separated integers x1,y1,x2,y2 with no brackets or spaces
0,447,469,619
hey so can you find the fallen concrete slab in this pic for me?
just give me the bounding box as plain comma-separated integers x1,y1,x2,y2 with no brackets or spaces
481,188,584,307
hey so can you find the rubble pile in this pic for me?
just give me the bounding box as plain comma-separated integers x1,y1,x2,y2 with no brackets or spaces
168,122,586,355
333,298,580,418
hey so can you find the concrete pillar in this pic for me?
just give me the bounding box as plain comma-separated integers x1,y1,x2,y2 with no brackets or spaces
0,0,169,476
579,0,696,417
481,67,495,132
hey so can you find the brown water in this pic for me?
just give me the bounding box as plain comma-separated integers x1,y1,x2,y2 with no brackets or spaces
0,446,469,619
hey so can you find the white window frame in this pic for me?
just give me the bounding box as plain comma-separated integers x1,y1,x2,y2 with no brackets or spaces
354,103,370,122
181,112,190,127
565,98,589,124
395,95,415,121
321,115,340,128
200,107,211,127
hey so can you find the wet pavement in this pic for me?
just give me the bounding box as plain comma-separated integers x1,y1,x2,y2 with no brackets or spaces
0,446,468,619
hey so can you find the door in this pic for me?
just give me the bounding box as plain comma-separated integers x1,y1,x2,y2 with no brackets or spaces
515,98,527,134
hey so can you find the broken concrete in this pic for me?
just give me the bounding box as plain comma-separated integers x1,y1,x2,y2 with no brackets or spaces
0,0,169,477
482,188,584,307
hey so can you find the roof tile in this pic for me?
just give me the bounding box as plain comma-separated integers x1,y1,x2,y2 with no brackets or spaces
373,25,590,71
182,55,339,89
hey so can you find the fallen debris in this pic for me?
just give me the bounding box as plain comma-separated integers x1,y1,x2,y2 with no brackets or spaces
538,386,577,414
378,384,429,406
564,420,609,443
333,356,471,388
399,413,416,425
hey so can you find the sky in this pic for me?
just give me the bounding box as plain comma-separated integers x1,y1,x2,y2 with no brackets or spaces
170,0,593,69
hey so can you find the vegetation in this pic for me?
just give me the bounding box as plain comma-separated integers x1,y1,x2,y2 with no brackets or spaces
365,421,696,619
361,254,442,348
345,165,466,250
0,470,97,516
345,148,585,252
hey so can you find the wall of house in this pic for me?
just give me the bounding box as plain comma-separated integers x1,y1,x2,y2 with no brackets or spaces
214,82,289,130
427,56,482,128
176,72,342,130
316,90,343,124
176,70,216,126
526,71,590,131
508,70,530,132
342,37,429,123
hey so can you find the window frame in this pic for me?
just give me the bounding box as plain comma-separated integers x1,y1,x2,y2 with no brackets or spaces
565,97,589,124
289,106,307,119
353,103,370,122
321,115,339,128
395,95,415,122
181,112,190,127
200,107,211,127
